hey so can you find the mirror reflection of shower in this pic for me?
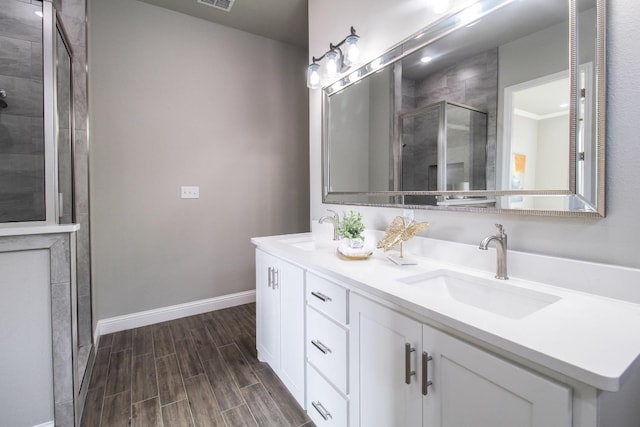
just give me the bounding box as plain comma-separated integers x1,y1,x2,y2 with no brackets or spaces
0,90,7,109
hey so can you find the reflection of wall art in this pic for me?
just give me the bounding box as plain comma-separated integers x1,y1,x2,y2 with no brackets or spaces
511,153,526,202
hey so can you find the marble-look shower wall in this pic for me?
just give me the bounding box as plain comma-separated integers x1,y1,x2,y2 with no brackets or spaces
53,0,92,347
412,48,498,190
0,0,45,222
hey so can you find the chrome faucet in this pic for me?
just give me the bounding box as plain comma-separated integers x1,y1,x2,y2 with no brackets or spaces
479,224,508,280
319,209,340,240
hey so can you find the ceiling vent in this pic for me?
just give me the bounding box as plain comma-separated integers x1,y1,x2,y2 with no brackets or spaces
197,0,235,12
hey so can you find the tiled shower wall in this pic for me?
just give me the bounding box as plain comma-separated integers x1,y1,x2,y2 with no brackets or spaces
53,0,92,348
0,0,45,222
402,48,498,190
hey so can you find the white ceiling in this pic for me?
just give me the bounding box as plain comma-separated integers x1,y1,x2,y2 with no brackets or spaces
137,0,308,48
514,77,570,118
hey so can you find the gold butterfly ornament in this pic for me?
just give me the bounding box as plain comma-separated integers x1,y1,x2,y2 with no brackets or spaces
377,216,429,260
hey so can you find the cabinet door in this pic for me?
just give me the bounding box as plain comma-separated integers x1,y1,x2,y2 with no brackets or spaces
423,325,572,427
256,250,280,370
278,260,305,406
350,294,423,427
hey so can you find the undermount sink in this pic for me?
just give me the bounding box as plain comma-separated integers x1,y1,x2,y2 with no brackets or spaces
279,237,320,251
398,269,560,319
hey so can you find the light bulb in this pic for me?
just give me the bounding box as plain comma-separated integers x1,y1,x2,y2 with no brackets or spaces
306,63,321,89
344,35,360,67
370,57,382,70
420,56,433,64
324,50,340,81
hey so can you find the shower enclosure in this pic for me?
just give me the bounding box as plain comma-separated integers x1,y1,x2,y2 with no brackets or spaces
0,0,92,425
400,100,490,205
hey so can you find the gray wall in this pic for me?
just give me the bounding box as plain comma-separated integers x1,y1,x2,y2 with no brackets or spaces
310,0,640,271
0,0,45,222
89,0,310,320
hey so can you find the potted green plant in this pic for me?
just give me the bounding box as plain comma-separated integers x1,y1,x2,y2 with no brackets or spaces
338,210,365,248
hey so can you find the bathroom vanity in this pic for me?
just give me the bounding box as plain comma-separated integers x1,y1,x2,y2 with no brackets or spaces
252,230,640,427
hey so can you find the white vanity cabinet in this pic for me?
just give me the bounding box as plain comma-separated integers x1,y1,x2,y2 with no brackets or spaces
255,249,305,406
305,272,350,426
350,293,572,427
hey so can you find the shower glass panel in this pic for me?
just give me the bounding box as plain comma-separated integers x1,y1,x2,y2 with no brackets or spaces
0,0,46,222
445,103,488,191
400,101,488,205
56,25,73,225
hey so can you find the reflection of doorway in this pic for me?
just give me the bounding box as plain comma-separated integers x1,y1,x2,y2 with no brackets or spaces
503,65,593,209
503,70,569,210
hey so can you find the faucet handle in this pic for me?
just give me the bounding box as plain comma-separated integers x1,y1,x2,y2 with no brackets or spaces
494,223,505,235
327,209,339,219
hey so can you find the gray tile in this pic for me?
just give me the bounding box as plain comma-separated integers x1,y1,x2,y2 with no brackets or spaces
153,324,175,357
80,386,104,427
162,399,194,426
0,0,43,42
54,398,75,427
0,74,43,117
255,367,309,426
30,41,41,79
222,404,258,427
101,390,131,427
240,383,288,427
73,58,87,130
88,347,110,389
132,397,162,427
190,326,218,362
0,34,31,77
132,325,154,357
0,113,33,146
218,343,259,389
49,236,71,284
184,374,225,427
175,337,204,379
111,329,133,353
202,350,243,412
132,353,158,403
99,332,114,349
105,349,132,396
73,131,89,214
156,354,186,405
77,294,92,347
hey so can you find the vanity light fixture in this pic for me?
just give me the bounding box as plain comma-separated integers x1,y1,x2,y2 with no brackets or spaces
306,26,361,89
420,56,433,63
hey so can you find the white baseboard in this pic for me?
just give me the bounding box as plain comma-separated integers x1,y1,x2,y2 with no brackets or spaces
33,422,54,427
94,290,255,343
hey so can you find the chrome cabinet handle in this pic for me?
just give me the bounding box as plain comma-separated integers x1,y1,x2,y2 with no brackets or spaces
405,343,416,384
272,268,279,290
311,339,332,354
267,267,272,288
422,351,433,395
311,291,332,302
312,401,332,421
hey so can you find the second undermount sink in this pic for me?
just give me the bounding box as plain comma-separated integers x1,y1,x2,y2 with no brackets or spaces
398,269,560,319
278,236,320,251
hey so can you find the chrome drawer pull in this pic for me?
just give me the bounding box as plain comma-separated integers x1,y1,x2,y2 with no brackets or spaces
405,343,416,385
422,351,433,395
312,400,332,421
272,268,279,290
311,291,332,302
267,267,272,288
311,339,332,354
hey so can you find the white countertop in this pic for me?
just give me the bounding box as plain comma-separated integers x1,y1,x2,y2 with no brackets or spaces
252,232,640,392
0,223,80,237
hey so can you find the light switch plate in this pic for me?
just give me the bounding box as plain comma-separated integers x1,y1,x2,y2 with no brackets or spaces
181,186,199,199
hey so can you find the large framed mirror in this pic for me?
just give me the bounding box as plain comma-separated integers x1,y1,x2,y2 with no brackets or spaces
322,0,605,217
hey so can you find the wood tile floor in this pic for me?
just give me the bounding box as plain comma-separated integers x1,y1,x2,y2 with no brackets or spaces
81,303,313,427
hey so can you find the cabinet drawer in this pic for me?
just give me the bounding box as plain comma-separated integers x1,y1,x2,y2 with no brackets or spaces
307,307,348,393
307,364,348,427
307,273,347,324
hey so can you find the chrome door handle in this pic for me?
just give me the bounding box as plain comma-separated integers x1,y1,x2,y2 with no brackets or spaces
311,339,332,354
312,401,332,421
422,351,433,395
311,291,331,302
405,343,416,384
272,268,279,290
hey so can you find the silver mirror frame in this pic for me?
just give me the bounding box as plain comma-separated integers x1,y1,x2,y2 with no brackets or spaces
321,0,606,217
